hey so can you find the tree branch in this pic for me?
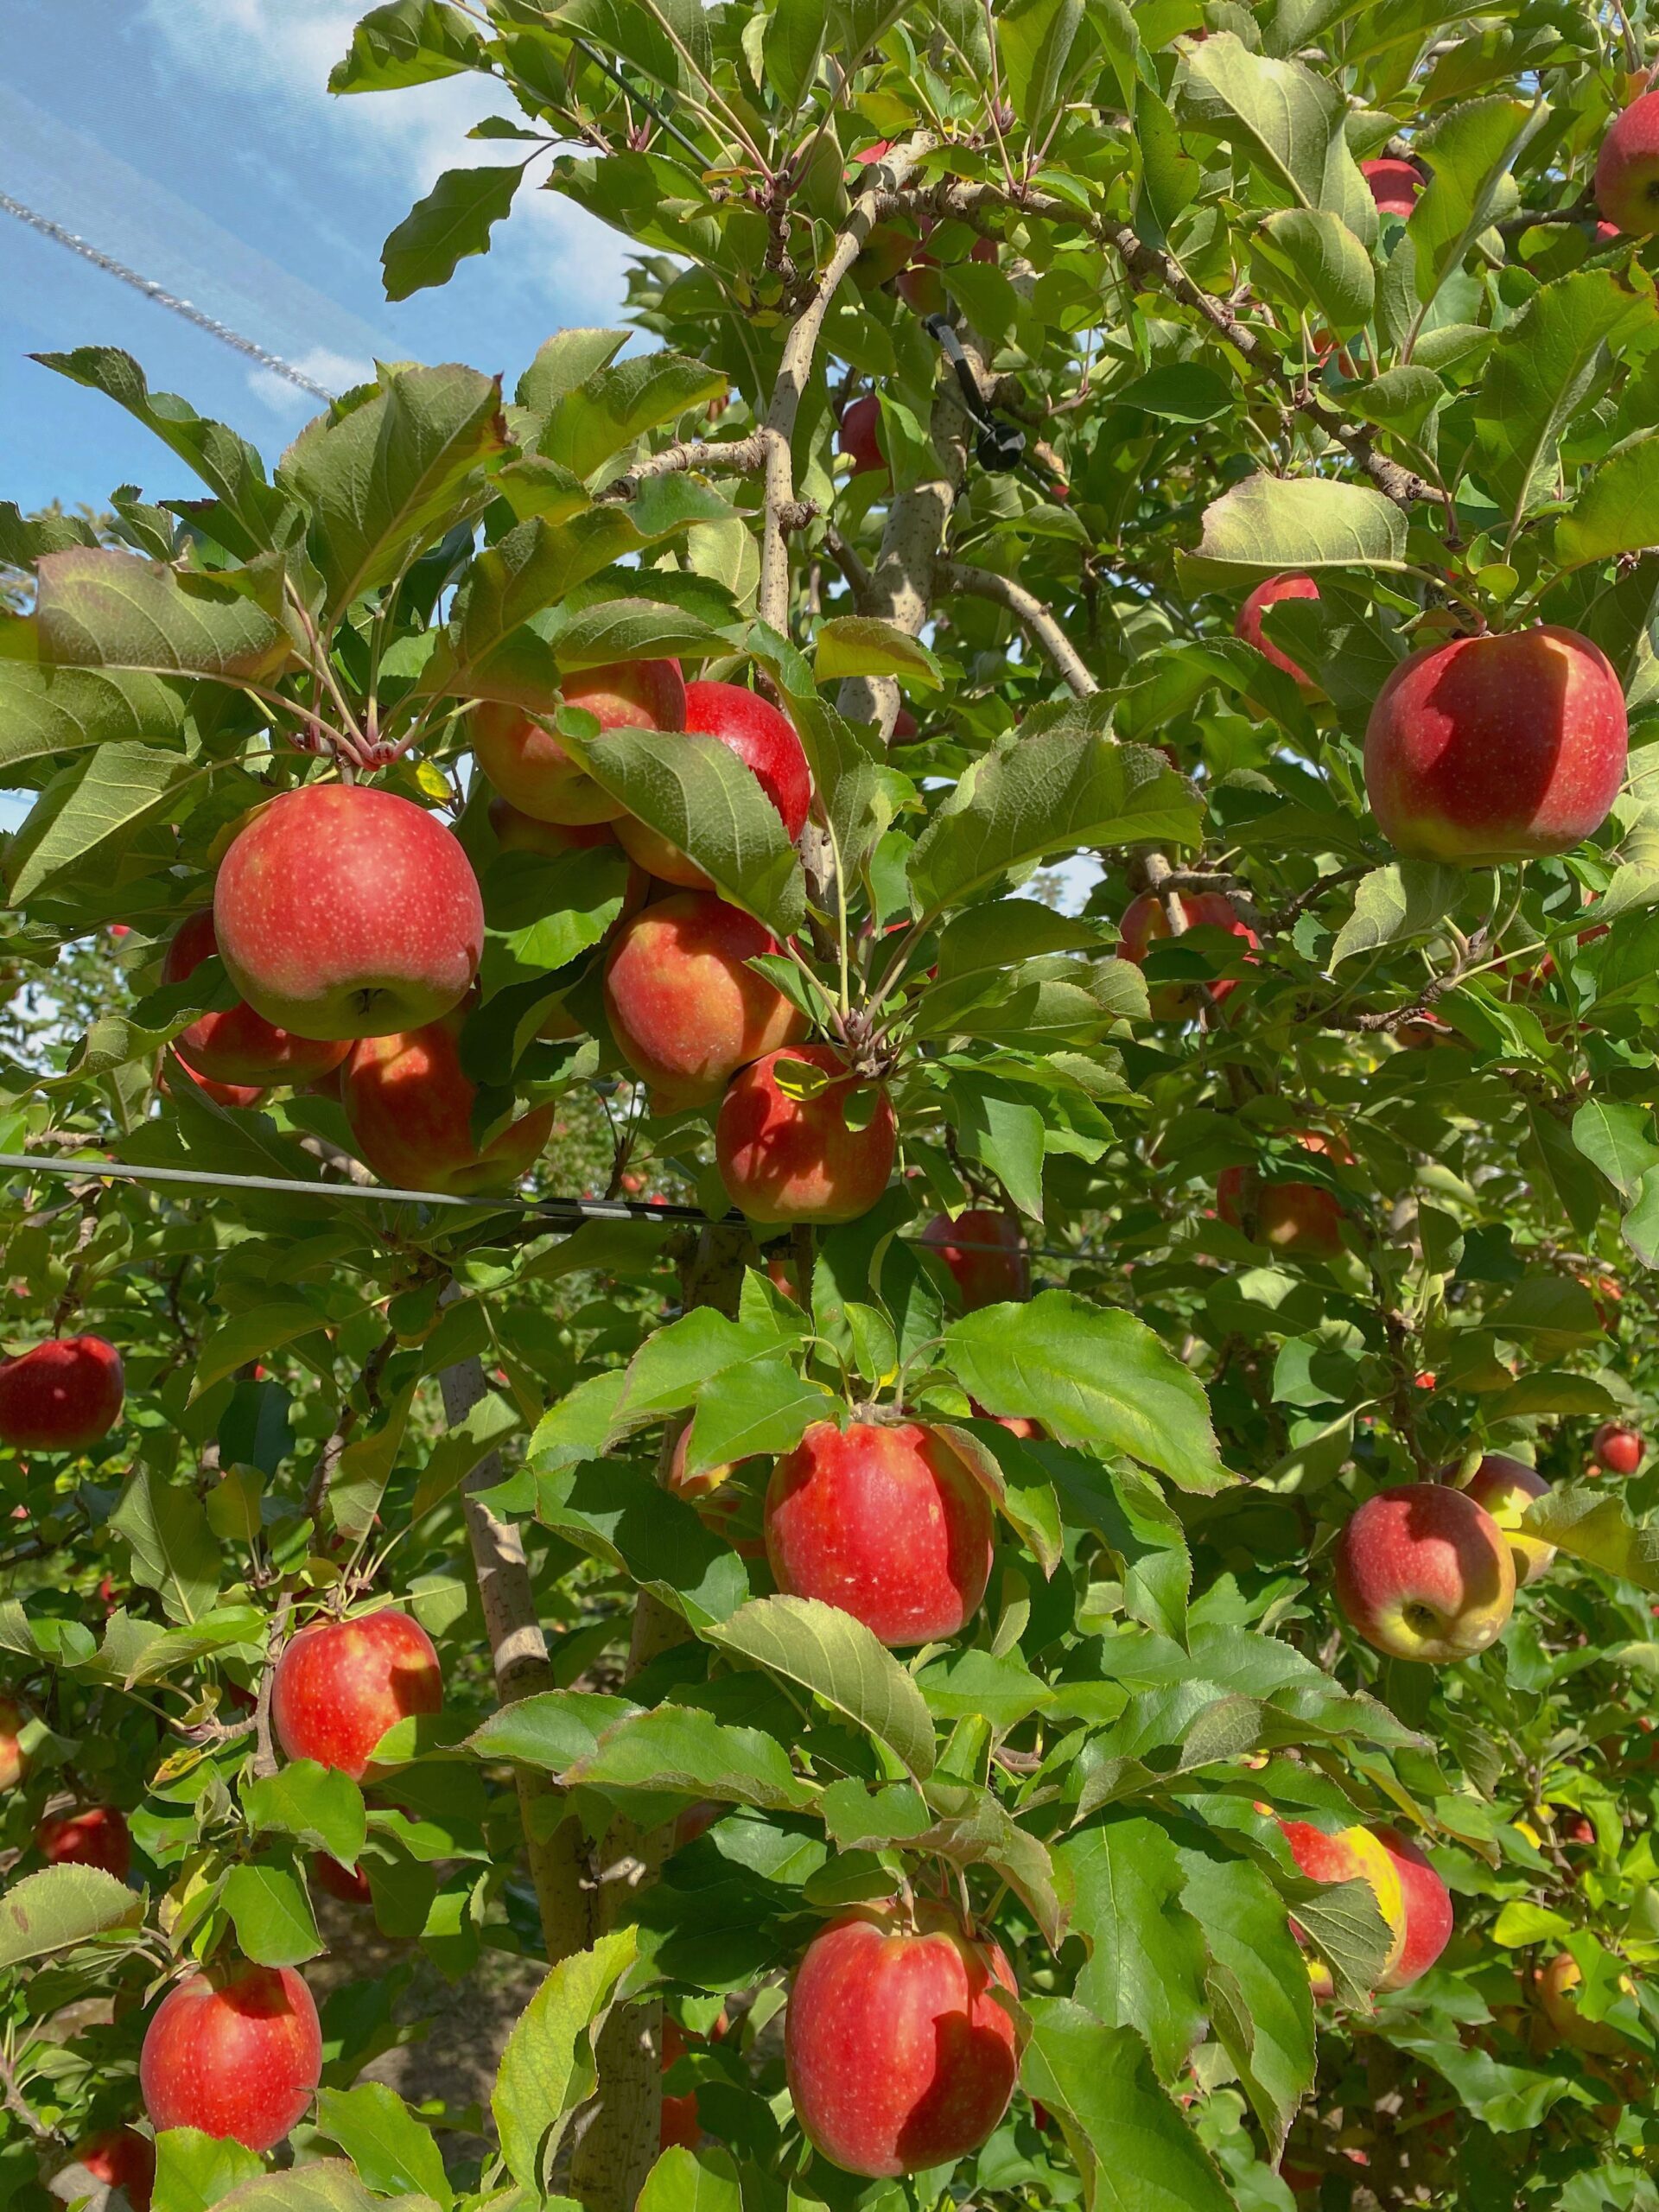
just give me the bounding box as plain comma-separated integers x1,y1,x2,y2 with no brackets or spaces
936,559,1096,697
596,430,764,504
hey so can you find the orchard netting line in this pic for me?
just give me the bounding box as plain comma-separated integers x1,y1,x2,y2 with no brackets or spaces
0,1154,1096,1263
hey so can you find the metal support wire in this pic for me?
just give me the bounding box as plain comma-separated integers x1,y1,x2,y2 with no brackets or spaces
0,1154,1103,1264
0,195,337,402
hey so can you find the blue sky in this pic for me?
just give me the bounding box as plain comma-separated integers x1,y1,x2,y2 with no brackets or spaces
2,0,634,515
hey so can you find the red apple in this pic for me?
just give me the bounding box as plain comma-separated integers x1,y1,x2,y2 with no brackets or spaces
839,396,887,480
162,1052,267,1110
665,1422,763,1554
214,785,485,1040
1235,574,1321,693
0,1337,124,1453
271,1608,442,1781
1279,1819,1407,1994
1373,1826,1453,1991
71,2129,155,2211
312,1853,373,1905
471,661,686,824
970,1402,1044,1442
716,1044,896,1224
660,2017,702,2151
0,1695,24,1791
765,1420,995,1645
36,1804,131,1881
919,1210,1030,1308
615,681,813,888
1363,156,1424,217
1463,1453,1554,1585
785,1904,1018,2177
1596,91,1659,234
892,707,920,742
163,909,350,1088
1333,1483,1516,1662
342,1010,554,1196
1216,1132,1349,1257
140,1961,322,2152
603,891,807,1109
1363,627,1627,864
1593,1421,1643,1476
1117,890,1258,1019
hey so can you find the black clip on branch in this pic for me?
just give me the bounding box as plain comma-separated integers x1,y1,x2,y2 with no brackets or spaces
923,314,1027,474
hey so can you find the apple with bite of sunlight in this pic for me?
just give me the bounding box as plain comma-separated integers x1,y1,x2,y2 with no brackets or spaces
1363,626,1627,865
1593,1421,1643,1476
342,1009,554,1196
0,1337,124,1453
1333,1482,1516,1662
214,785,485,1041
1235,573,1321,693
1462,1453,1555,1586
785,1903,1018,2178
919,1209,1030,1308
716,1043,896,1224
270,1608,442,1782
765,1420,995,1645
615,680,812,887
140,1961,322,2152
1279,1818,1407,1996
1118,890,1259,1019
1375,1826,1454,1991
164,908,350,1088
1596,91,1659,235
603,891,806,1109
37,1804,131,1881
470,660,686,824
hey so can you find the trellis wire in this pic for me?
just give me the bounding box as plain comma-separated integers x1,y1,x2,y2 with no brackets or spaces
0,1154,1103,1264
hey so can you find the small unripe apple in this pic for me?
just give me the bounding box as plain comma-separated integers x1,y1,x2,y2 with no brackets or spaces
0,1337,124,1454
37,1804,131,1881
716,1044,896,1224
164,908,350,1089
343,1010,554,1196
1216,1132,1349,1257
766,1420,995,1645
214,786,486,1041
1235,574,1320,693
1373,1826,1454,1990
615,681,812,889
603,891,807,1109
785,1904,1018,2177
271,1608,442,1781
1279,1818,1407,1994
1537,1951,1633,2056
1362,156,1424,217
140,1961,322,2152
1333,1483,1516,1662
1363,627,1627,865
472,661,686,824
838,395,887,480
1596,92,1659,234
919,1209,1030,1308
1462,1453,1554,1585
68,2129,156,2212
0,1694,24,1790
1593,1421,1643,1476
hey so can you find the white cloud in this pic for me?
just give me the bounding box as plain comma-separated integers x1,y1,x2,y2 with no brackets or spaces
245,343,375,418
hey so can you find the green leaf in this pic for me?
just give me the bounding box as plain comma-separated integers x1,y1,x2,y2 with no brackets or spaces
1055,1815,1209,2083
1179,33,1374,238
1286,1872,1396,2008
277,364,506,621
1116,364,1230,422
702,1595,938,1780
530,1460,752,1630
193,1303,329,1396
1558,433,1659,565
329,0,484,92
111,1468,220,1624
540,353,728,480
493,1928,639,2190
946,1290,1233,1494
6,742,199,906
1183,473,1408,585
242,1761,368,1869
1330,861,1464,967
382,164,523,301
1521,1480,1659,1592
638,2146,743,2212
1409,96,1537,305
315,2083,453,2209
211,2164,413,2212
1255,208,1374,336
563,1704,819,1810
814,615,943,690
907,729,1201,920
0,654,194,776
223,1862,323,1967
1178,1846,1314,2153
330,1381,419,1542
0,1866,142,1967
33,547,293,681
152,2130,264,2212
1572,1099,1659,1205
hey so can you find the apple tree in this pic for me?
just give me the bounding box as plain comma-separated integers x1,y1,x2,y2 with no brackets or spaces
10,0,1659,2207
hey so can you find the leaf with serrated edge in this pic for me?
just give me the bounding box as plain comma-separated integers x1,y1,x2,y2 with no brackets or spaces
493,1928,638,2190
702,1595,937,1780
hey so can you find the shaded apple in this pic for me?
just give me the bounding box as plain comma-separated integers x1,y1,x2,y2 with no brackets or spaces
1117,889,1258,1019
603,891,806,1109
271,1608,442,1781
785,1903,1018,2177
919,1209,1030,1308
0,1337,124,1453
140,1961,322,2152
37,1804,131,1882
214,785,485,1040
716,1043,896,1224
1234,573,1321,693
615,680,812,888
838,395,887,480
660,2016,702,2152
1362,156,1425,217
1216,1131,1349,1257
1596,91,1659,234
68,2128,155,2212
1462,1452,1554,1585
1593,1421,1643,1476
312,1853,373,1905
1374,1826,1454,1990
665,1421,762,1554
471,661,686,824
1538,1951,1632,2056
164,908,350,1088
765,1420,995,1645
0,1694,24,1790
343,1009,554,1196
1363,627,1627,865
162,1052,267,1110
1333,1482,1516,1662
487,795,649,917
